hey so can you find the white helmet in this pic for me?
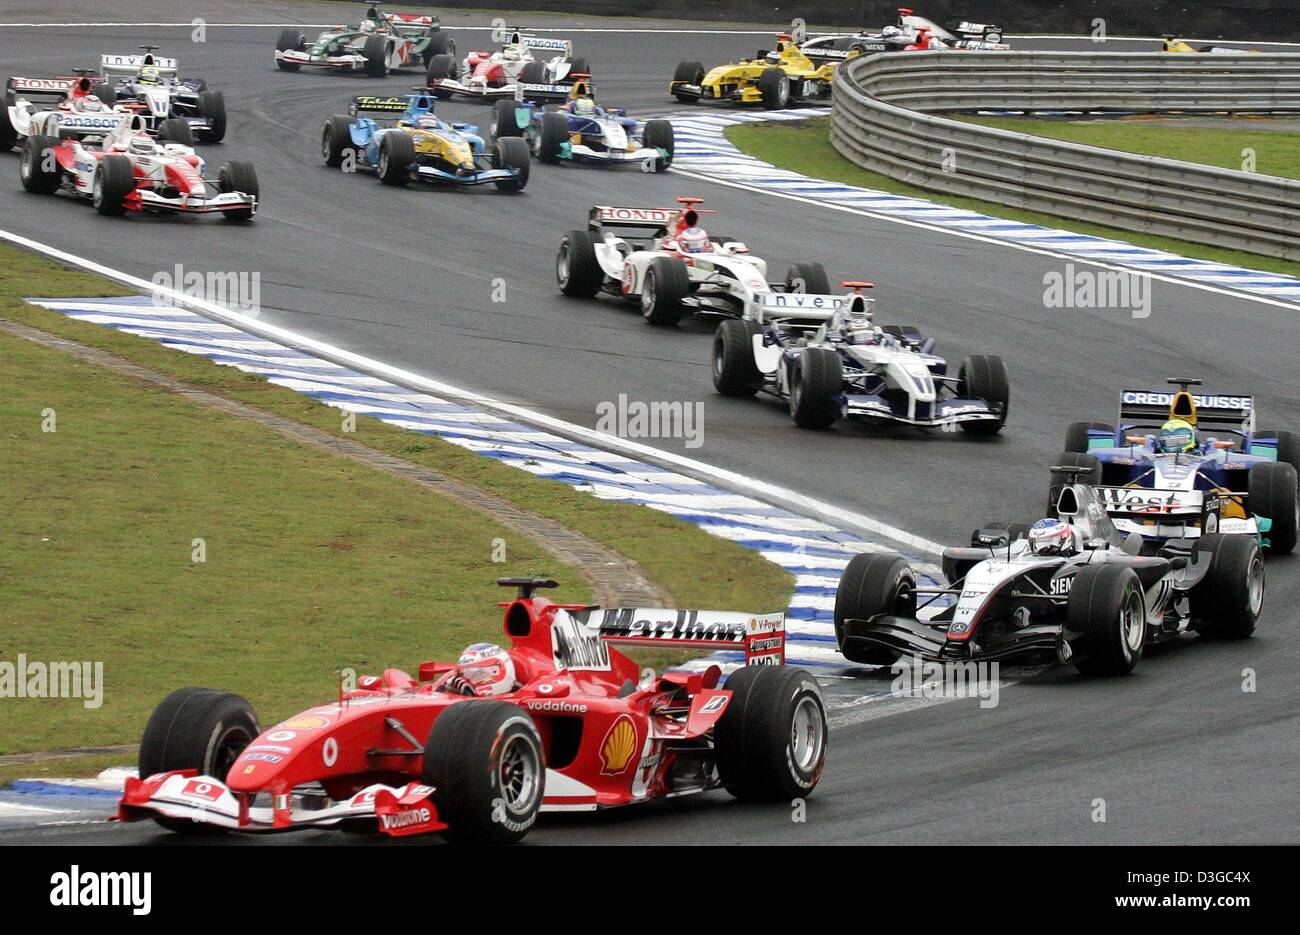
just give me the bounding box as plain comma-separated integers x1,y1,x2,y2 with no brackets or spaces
678,226,711,254
882,25,902,40
456,643,518,696
1028,518,1076,555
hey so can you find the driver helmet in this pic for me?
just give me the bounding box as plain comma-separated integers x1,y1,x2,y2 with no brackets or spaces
78,95,105,112
882,25,902,40
572,97,596,117
456,643,518,697
842,295,877,344
1158,418,1197,453
1028,518,1076,555
129,134,154,154
138,65,161,86
678,226,711,254
360,20,376,34
503,47,521,62
415,114,439,130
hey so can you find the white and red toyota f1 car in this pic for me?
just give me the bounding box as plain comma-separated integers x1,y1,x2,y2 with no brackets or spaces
20,112,258,220
427,28,588,101
117,578,825,844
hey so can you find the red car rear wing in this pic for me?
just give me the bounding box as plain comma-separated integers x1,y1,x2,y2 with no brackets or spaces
557,607,786,666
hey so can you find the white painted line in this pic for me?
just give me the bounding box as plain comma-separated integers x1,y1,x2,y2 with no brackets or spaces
3,227,945,557
0,801,74,817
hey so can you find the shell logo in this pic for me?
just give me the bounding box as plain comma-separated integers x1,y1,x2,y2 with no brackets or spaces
598,716,637,775
280,716,329,730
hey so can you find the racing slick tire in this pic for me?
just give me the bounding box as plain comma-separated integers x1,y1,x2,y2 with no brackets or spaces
322,115,356,167
789,347,842,429
92,155,134,216
377,132,414,186
1067,564,1146,676
427,31,454,64
89,81,113,106
957,354,1009,435
712,319,764,397
275,29,305,71
491,99,524,138
197,90,226,143
19,135,62,194
363,34,391,78
0,102,18,151
422,701,544,845
426,53,457,97
1190,533,1265,639
156,117,194,146
518,61,548,85
756,66,791,109
671,60,704,103
1064,421,1113,454
642,118,674,171
138,687,260,835
785,261,830,296
1247,460,1298,554
715,666,827,801
834,552,915,666
1046,451,1101,515
640,256,689,326
218,160,259,222
556,230,604,297
1258,428,1300,475
492,136,530,192
567,56,591,76
535,111,568,164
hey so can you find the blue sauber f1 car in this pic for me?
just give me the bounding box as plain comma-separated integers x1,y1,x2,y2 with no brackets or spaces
1053,378,1299,554
491,77,674,172
322,92,529,191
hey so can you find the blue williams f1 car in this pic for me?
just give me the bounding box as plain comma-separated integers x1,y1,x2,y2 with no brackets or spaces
490,77,674,171
322,92,529,192
1053,378,1298,554
712,282,1008,434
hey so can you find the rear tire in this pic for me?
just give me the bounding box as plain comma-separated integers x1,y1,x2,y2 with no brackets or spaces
1047,451,1101,516
715,666,826,801
422,701,543,845
1067,564,1145,676
1065,421,1112,453
712,319,763,397
789,347,842,429
197,90,226,143
377,132,414,186
218,160,258,221
363,35,390,78
156,117,194,146
556,230,603,297
957,354,1009,434
138,688,259,835
1248,460,1298,554
518,61,547,85
275,28,305,71
642,118,673,170
92,155,134,216
0,101,18,151
427,31,454,62
785,261,830,296
834,552,915,665
492,136,529,192
1257,428,1300,475
536,111,568,164
1190,534,1265,638
640,256,689,326
20,135,62,193
322,115,355,167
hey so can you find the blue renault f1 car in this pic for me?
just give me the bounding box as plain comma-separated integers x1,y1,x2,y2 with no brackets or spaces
490,77,673,171
1053,378,1298,554
321,92,529,191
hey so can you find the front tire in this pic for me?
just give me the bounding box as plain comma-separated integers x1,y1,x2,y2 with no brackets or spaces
426,53,457,96
377,132,414,186
789,347,842,429
492,99,524,138
363,35,390,78
275,28,305,71
715,666,827,801
834,552,915,665
492,136,529,192
712,319,763,397
422,701,544,845
138,688,259,834
20,135,62,193
1067,564,1145,676
642,118,674,170
322,115,355,167
92,155,135,216
640,256,689,326
218,160,258,221
672,60,704,103
957,354,1009,434
197,90,226,143
1190,533,1265,638
556,230,603,297
536,111,568,164
756,66,790,108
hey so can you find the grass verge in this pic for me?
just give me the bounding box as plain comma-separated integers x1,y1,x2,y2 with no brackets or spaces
0,242,793,762
724,117,1300,280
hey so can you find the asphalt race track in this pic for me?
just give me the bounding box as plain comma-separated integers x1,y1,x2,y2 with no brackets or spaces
1,1,1297,845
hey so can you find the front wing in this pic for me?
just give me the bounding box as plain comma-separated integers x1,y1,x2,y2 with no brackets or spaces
843,393,1002,427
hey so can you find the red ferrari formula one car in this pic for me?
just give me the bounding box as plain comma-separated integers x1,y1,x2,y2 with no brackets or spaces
117,578,826,844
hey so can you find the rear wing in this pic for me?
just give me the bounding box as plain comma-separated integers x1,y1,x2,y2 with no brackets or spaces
518,33,573,57
553,608,786,668
6,76,77,103
515,81,579,102
752,291,847,324
588,205,677,235
51,109,135,136
383,12,438,37
349,95,413,116
1119,389,1253,431
100,53,178,78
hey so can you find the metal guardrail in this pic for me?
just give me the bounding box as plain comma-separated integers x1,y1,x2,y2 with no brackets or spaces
829,52,1300,259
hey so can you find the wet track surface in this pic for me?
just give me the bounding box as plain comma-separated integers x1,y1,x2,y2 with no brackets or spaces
1,1,1297,844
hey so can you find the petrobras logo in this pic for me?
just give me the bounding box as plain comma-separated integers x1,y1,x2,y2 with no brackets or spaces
596,206,674,224
1121,390,1253,411
755,292,844,310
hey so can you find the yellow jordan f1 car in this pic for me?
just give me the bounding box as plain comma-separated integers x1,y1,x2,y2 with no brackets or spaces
1161,35,1258,54
669,34,853,108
